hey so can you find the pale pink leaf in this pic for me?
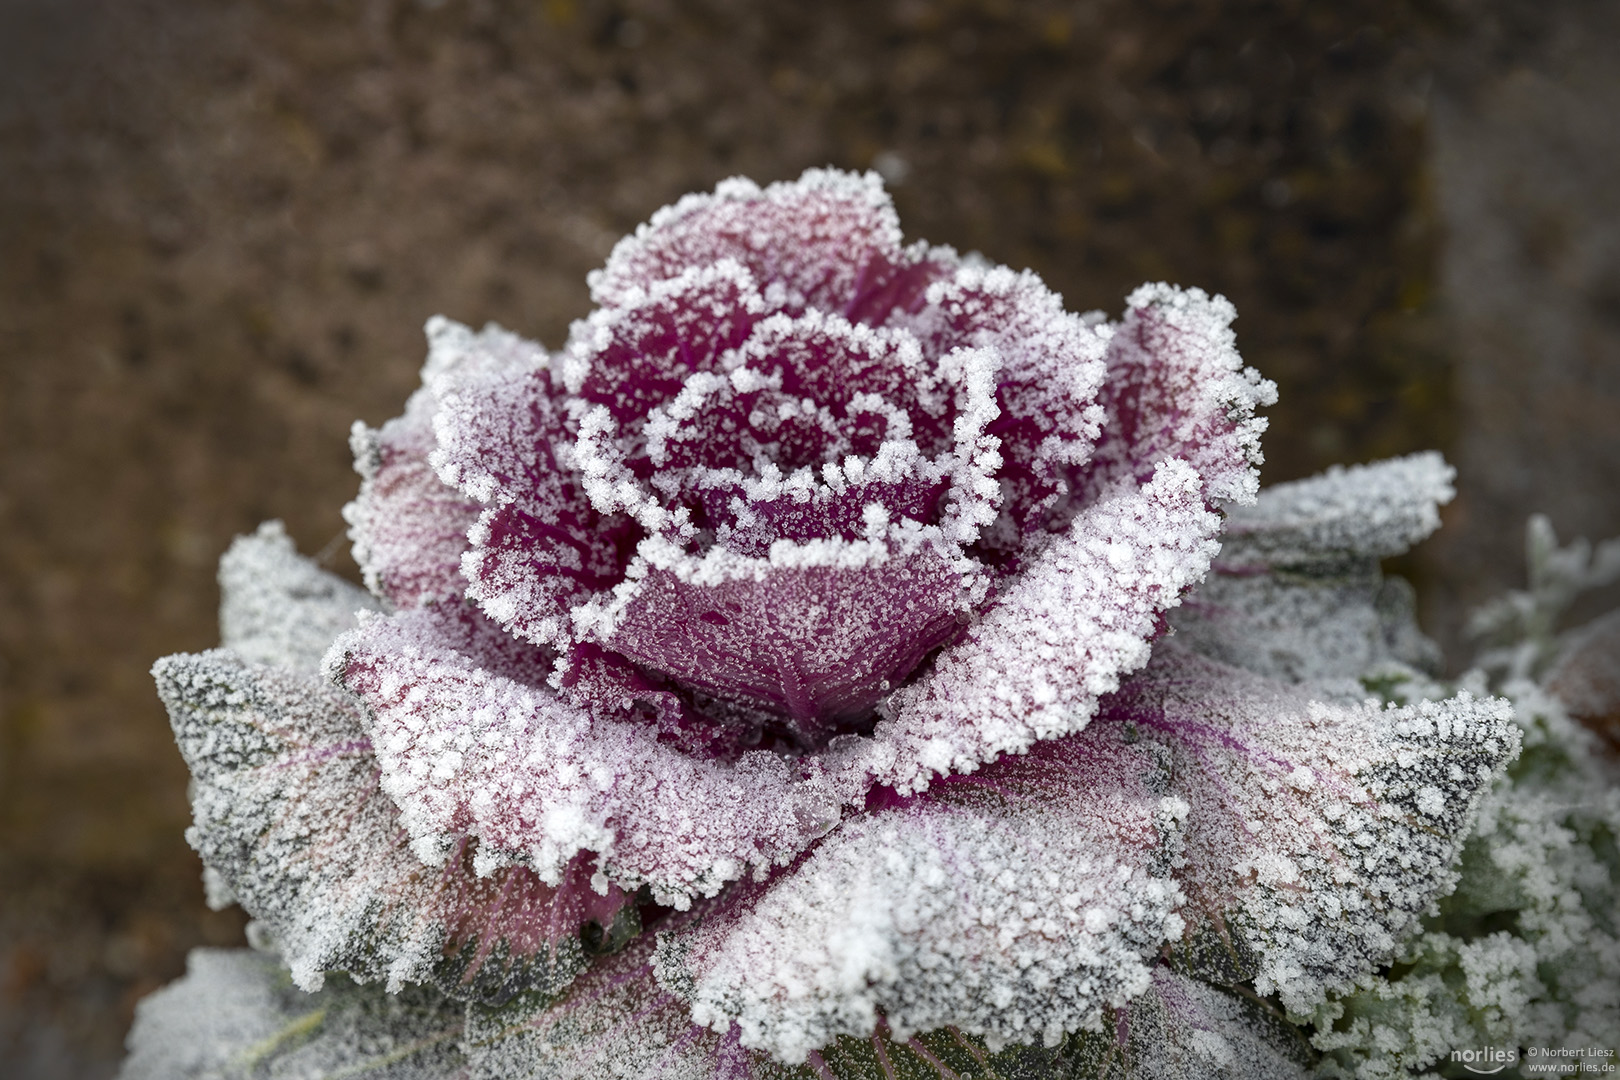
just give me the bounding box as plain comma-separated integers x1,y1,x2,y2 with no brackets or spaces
655,723,1188,1063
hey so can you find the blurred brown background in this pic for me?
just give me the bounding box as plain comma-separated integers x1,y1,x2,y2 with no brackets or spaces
2,0,1616,1076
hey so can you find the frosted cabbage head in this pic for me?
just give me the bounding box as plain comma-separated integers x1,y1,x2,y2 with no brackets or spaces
332,168,1278,901
132,170,1539,1080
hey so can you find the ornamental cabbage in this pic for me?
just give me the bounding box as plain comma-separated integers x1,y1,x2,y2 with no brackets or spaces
123,170,1534,1080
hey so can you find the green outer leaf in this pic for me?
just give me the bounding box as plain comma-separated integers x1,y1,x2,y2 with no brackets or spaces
217,521,382,677
789,970,1310,1080
119,948,467,1080
802,1025,1098,1080
1113,644,1520,1015
155,648,594,1002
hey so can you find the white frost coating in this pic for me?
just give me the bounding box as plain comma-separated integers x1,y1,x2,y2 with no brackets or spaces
656,725,1186,1064
1217,452,1456,569
901,262,1111,549
1086,283,1276,508
1310,611,1620,1075
877,458,1222,795
328,606,868,906
1172,456,1455,692
654,532,896,581
1451,683,1620,1049
120,948,466,1080
570,300,1004,559
588,168,904,311
156,648,591,999
424,319,632,653
1309,528,1620,1078
160,649,429,992
912,262,1107,408
570,529,983,646
175,532,592,1002
424,318,554,508
933,341,1006,545
219,520,381,676
1094,968,1310,1080
1128,646,1521,1014
345,316,541,607
561,258,769,397
1172,568,1444,694
1307,932,1544,1080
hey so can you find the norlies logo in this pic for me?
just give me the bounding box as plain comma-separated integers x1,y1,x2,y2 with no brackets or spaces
1452,1046,1520,1074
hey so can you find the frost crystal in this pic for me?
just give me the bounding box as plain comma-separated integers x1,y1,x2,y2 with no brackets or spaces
1171,453,1454,692
159,540,625,1002
656,723,1187,1062
1106,644,1517,1013
126,167,1562,1079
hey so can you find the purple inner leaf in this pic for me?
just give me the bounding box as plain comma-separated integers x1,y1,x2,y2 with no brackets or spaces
595,549,972,744
588,170,912,314
568,261,769,424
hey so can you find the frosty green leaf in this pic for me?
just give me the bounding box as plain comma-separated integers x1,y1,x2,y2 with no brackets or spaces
1469,513,1620,681
219,520,382,676
157,648,603,1000
1170,454,1454,692
1062,968,1312,1080
464,933,761,1080
1213,452,1454,570
119,948,467,1080
1306,520,1620,1077
1105,644,1519,1015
